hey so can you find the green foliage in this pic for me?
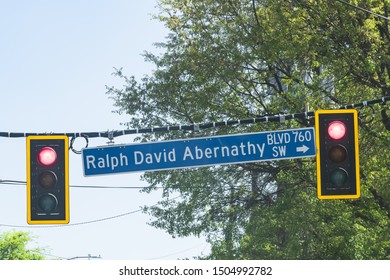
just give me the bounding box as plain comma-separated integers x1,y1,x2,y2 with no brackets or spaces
0,231,45,260
107,0,390,259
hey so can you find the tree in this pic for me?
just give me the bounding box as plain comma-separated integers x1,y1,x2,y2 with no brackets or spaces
107,0,390,259
0,231,45,260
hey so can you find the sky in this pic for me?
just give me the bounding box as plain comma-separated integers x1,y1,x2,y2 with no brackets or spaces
0,0,209,260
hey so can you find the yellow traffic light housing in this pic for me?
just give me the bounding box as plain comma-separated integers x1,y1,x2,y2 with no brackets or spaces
27,135,70,224
315,109,360,199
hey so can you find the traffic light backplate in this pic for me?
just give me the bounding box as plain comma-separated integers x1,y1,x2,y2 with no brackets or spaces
27,135,69,224
315,109,360,199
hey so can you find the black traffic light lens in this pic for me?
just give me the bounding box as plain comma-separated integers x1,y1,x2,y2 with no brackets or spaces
330,168,348,187
38,194,58,212
328,144,347,163
38,171,57,188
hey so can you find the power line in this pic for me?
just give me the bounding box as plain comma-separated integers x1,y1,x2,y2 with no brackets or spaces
0,180,25,185
0,179,175,190
0,96,390,140
147,243,207,260
70,184,156,190
0,208,142,229
67,254,102,260
0,196,182,228
336,0,390,21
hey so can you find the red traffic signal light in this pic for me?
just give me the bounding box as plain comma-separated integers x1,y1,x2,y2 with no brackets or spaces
315,109,360,199
327,121,346,140
37,147,57,166
27,135,69,224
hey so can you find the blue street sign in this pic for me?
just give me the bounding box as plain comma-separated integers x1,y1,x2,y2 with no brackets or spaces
82,127,315,176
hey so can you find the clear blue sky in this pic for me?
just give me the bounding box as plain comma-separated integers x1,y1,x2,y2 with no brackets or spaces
0,0,208,260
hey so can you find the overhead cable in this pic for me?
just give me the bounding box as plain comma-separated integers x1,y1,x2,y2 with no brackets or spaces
0,195,182,228
0,96,389,140
336,0,390,21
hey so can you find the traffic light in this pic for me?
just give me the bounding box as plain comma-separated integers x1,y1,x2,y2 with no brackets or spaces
315,109,360,199
27,135,69,224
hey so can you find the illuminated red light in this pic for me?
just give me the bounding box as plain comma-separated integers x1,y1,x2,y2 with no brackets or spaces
328,121,346,140
38,147,57,166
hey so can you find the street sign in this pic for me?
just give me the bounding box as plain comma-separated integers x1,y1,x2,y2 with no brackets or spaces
82,127,315,176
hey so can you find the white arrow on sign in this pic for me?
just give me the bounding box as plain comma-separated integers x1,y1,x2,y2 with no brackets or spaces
296,145,310,153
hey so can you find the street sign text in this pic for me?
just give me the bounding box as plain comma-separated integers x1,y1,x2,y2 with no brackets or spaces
82,128,315,176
